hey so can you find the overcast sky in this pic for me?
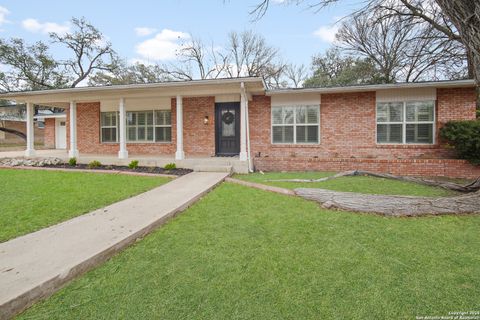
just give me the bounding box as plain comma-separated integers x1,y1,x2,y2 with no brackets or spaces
0,0,361,67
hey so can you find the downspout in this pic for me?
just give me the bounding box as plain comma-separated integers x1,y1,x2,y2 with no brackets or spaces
241,82,253,172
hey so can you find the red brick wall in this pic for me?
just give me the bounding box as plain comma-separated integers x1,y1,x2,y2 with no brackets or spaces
249,87,478,177
44,118,55,148
177,96,216,156
249,88,476,161
253,157,480,179
70,97,215,156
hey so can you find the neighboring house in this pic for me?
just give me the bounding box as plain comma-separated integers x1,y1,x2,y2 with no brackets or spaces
1,77,478,177
0,105,44,146
34,111,67,149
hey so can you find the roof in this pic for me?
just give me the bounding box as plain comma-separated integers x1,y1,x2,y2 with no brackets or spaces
0,78,475,103
266,79,476,95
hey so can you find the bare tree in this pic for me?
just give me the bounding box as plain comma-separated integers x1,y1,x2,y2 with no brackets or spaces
162,37,229,80
226,31,280,78
337,10,467,82
50,17,118,87
251,0,480,85
284,64,308,87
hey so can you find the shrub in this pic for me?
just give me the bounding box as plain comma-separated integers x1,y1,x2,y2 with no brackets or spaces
68,157,77,166
164,163,176,170
440,120,480,164
128,160,139,169
87,160,102,169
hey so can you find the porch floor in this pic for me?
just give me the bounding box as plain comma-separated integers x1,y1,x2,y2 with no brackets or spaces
0,149,249,173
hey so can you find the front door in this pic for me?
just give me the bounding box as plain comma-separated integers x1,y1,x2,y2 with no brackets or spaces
55,118,67,149
215,102,240,156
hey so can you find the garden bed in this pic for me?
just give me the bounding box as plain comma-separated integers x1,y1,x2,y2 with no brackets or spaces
43,163,193,176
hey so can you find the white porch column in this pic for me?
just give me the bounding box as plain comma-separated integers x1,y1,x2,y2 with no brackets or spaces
118,98,128,159
175,95,185,160
239,83,248,161
68,101,79,158
24,102,35,157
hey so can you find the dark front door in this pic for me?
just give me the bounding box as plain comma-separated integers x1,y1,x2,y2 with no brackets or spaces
215,102,240,156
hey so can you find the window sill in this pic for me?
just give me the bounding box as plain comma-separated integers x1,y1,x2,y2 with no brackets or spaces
126,141,172,144
271,143,321,148
375,144,438,149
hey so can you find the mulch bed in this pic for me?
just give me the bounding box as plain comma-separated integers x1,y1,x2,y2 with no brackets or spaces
42,163,193,176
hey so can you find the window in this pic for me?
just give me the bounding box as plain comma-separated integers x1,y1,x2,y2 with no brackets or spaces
101,112,118,143
101,110,172,143
272,105,319,144
154,110,172,142
376,101,434,144
127,111,154,142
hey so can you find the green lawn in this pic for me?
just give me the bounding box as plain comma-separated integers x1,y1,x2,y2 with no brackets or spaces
19,183,479,319
0,169,170,242
235,171,456,197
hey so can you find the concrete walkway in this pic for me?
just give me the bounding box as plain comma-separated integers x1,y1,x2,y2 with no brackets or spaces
0,172,229,319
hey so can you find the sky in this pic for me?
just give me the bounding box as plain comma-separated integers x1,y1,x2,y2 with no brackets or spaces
0,0,362,69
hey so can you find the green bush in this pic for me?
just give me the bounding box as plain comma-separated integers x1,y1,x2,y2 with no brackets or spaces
87,160,102,169
68,157,77,166
439,120,480,164
164,163,176,170
128,160,139,169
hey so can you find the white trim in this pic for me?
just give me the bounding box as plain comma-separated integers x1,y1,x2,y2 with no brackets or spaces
267,79,475,95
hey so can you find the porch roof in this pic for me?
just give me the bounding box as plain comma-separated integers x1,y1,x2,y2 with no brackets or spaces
0,77,266,105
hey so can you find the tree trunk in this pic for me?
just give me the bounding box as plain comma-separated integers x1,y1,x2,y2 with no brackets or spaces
295,188,480,216
434,0,480,84
0,127,26,140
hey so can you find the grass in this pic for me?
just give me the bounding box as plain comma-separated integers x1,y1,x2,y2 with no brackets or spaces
19,183,480,319
0,169,170,242
234,171,456,197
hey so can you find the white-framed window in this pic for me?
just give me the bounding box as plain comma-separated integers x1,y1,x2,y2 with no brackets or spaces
154,110,172,142
100,112,118,143
100,110,172,143
376,101,435,144
127,111,154,142
272,105,320,144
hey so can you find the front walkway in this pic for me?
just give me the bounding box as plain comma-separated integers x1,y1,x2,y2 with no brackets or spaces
0,172,229,319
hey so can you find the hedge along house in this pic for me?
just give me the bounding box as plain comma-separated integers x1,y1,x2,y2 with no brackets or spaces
1,77,479,178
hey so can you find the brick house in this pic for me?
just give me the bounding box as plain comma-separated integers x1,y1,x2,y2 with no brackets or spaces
1,77,478,178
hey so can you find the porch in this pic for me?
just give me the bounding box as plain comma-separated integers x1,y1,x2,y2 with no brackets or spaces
0,149,249,173
1,78,266,173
